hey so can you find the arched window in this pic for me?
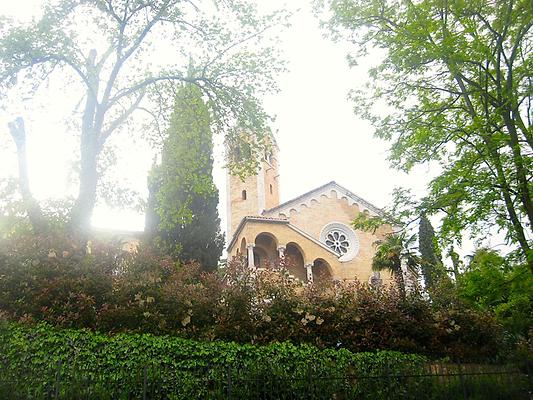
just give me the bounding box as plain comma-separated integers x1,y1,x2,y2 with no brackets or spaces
269,184,273,194
242,190,247,200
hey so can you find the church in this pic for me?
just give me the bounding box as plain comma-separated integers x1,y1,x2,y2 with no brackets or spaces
226,141,394,285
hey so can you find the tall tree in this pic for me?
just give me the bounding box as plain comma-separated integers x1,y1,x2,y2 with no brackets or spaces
318,0,533,267
0,0,287,233
418,213,444,289
146,84,224,270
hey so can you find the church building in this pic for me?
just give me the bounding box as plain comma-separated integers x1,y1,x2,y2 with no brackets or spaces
226,141,393,285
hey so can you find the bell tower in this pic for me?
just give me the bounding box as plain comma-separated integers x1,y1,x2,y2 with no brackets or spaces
227,142,280,239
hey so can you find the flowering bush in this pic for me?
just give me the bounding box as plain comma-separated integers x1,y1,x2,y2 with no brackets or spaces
0,231,504,361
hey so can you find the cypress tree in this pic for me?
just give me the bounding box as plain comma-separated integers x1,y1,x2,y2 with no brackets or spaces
418,213,443,289
145,84,224,270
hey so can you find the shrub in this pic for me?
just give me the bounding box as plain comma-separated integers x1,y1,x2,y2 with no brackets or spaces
0,324,426,398
0,231,505,361
0,230,117,328
1,323,529,400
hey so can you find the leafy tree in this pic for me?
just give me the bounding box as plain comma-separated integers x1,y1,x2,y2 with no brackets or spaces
418,213,445,289
317,0,533,267
458,248,532,337
372,232,420,296
0,0,287,233
146,84,224,270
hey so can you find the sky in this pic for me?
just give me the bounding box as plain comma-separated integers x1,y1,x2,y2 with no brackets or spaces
0,1,508,255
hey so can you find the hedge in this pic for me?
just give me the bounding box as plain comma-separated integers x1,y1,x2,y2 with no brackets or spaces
1,323,529,400
0,322,425,399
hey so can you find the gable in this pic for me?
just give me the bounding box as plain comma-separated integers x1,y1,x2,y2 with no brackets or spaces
263,181,383,219
267,189,362,241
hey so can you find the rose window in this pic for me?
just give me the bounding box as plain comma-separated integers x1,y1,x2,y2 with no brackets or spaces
320,222,360,262
325,230,350,254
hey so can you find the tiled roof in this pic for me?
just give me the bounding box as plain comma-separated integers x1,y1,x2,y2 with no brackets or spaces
227,216,289,250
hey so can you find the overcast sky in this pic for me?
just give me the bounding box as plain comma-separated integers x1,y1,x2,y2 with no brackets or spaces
0,1,506,255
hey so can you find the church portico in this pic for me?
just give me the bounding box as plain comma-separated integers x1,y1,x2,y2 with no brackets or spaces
228,217,347,282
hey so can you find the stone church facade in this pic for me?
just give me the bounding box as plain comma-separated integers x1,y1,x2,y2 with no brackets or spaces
226,143,393,285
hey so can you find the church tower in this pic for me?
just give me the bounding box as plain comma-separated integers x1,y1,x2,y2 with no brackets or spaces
227,143,280,238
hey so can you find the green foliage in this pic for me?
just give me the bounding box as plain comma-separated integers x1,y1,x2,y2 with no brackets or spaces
418,214,441,266
457,249,533,337
352,187,416,235
371,232,420,296
352,212,388,235
0,323,528,399
145,84,224,270
0,231,507,362
418,213,446,290
317,0,533,263
0,322,432,399
0,230,118,328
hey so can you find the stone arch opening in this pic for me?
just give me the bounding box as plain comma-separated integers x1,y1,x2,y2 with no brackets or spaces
254,232,278,267
253,247,269,268
285,242,306,282
312,258,333,282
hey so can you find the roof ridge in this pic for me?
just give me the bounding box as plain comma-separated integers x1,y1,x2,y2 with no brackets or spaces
263,181,383,215
263,181,336,214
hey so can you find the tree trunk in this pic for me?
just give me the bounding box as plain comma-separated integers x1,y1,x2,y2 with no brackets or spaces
69,49,100,234
70,136,98,233
486,142,532,267
8,117,47,233
502,111,533,229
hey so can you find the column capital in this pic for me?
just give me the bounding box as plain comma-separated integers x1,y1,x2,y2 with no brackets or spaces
246,244,256,250
277,245,286,251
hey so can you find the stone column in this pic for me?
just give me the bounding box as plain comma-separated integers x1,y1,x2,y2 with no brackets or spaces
247,244,255,268
277,245,286,259
305,263,314,284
